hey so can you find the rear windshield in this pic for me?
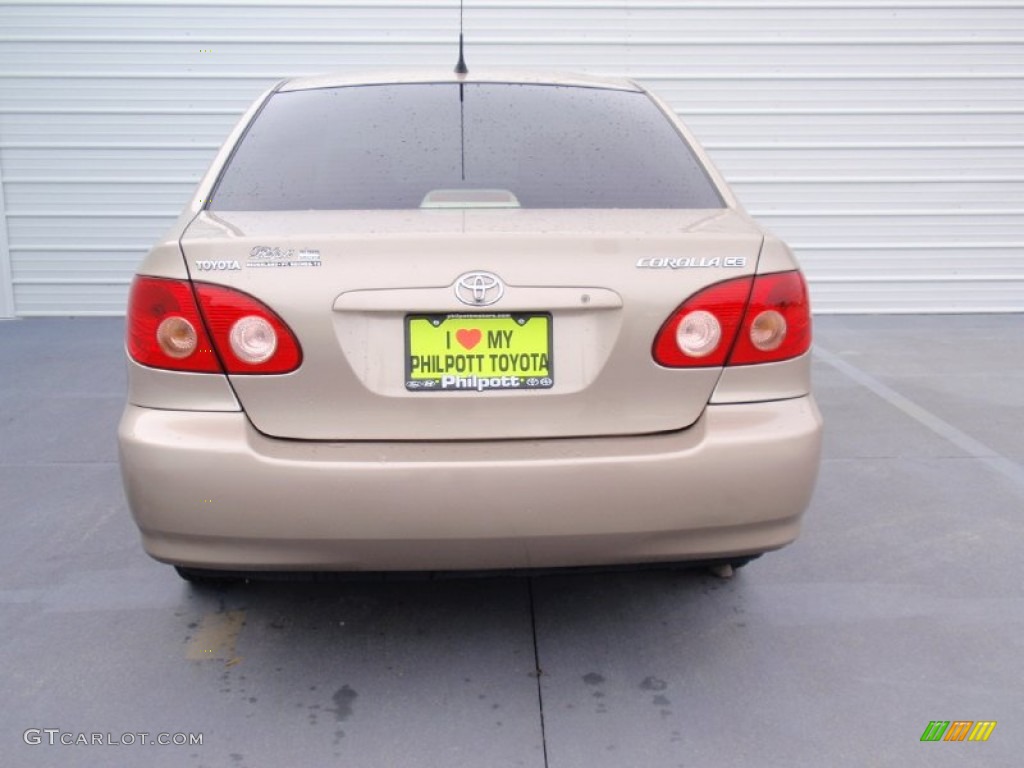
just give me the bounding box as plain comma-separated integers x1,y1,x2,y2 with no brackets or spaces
209,83,724,210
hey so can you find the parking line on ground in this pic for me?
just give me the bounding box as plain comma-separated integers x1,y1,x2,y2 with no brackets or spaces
814,345,1024,497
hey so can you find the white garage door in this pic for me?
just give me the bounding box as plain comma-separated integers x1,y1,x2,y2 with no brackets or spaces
0,1,1022,317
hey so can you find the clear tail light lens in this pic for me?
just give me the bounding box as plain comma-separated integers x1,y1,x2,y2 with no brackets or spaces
229,315,278,364
749,309,787,352
155,316,199,359
675,310,723,358
126,276,302,374
653,271,811,368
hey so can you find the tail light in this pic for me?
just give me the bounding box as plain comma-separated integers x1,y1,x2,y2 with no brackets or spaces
193,283,302,373
127,276,302,374
653,271,811,368
127,277,221,372
728,272,811,365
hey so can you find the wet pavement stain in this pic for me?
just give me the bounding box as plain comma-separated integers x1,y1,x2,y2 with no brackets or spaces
639,675,667,692
329,685,358,722
185,610,246,663
583,671,609,713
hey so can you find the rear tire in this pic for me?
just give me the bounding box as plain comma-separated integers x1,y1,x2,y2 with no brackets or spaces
706,553,763,579
174,566,239,586
727,554,762,569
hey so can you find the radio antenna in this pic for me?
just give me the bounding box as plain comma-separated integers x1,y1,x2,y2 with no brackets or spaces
454,0,468,74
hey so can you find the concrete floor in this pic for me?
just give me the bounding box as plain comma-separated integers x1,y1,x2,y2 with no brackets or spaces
1,315,1021,767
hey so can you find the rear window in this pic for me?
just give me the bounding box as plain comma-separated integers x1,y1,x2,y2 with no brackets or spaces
209,83,724,211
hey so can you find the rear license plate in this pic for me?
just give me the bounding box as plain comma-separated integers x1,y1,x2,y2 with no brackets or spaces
405,313,553,391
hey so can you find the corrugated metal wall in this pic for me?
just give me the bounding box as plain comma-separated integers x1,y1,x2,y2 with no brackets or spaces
1,0,1022,316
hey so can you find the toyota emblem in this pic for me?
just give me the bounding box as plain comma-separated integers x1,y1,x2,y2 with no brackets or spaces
454,272,505,307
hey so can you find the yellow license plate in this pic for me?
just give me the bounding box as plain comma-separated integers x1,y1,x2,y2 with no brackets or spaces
405,313,553,391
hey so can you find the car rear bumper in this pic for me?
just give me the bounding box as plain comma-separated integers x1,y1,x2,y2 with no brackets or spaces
118,396,822,571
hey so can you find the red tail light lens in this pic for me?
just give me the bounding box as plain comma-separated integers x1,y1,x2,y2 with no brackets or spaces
653,271,811,368
652,277,753,367
126,276,302,374
127,276,221,372
193,283,302,374
728,271,811,366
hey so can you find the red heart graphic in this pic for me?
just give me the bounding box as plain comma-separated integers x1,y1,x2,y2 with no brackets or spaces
456,328,482,350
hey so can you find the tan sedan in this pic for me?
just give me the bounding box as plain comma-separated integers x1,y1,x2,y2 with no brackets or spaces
118,70,823,582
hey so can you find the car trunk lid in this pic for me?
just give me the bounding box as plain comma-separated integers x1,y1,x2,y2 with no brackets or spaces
180,208,763,440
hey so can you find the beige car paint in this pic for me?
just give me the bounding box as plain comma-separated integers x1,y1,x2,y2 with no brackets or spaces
120,397,822,571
